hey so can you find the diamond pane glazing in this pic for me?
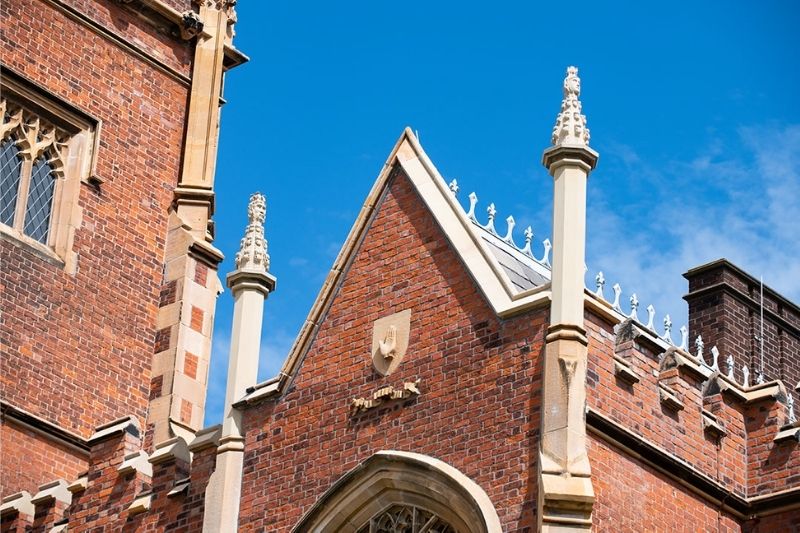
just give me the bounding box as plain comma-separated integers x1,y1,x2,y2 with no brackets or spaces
0,137,23,226
23,156,56,243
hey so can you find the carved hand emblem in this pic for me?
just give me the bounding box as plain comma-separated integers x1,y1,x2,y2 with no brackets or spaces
378,325,397,360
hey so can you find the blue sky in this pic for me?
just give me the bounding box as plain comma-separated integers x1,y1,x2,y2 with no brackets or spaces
204,1,800,424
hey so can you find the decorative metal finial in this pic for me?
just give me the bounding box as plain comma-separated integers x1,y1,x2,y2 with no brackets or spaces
539,238,552,267
742,365,750,388
711,346,720,370
234,192,270,272
611,283,622,312
662,315,673,345
448,179,459,195
484,202,497,235
503,215,516,244
756,370,765,385
551,66,591,147
788,394,797,425
726,354,735,380
595,272,605,299
645,305,656,331
467,192,478,221
629,293,639,321
521,226,534,257
679,326,688,351
695,335,704,359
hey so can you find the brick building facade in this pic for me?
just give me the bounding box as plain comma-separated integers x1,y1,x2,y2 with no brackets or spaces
1,2,799,532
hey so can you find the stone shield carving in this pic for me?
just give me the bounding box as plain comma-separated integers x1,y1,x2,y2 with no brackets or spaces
371,310,411,376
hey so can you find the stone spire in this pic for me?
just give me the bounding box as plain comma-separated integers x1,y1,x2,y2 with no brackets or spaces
538,66,599,533
551,66,591,147
234,192,270,271
205,191,276,533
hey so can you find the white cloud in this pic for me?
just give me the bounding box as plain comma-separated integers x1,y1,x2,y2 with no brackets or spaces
586,123,800,336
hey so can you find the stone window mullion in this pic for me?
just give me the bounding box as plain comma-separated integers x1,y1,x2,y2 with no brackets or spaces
11,156,33,233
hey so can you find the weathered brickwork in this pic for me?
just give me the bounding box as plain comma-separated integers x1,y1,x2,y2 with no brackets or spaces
0,421,87,496
1,0,190,495
238,169,546,531
589,435,741,532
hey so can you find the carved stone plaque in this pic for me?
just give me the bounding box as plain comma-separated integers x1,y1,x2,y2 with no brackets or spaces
371,309,411,376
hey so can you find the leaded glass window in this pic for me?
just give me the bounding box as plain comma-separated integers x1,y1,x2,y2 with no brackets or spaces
356,505,456,533
0,98,66,246
0,136,23,226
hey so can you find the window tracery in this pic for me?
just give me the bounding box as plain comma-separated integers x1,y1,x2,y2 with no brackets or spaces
357,505,457,533
0,100,67,245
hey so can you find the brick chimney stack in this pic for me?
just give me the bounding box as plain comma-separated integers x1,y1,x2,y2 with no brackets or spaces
684,259,800,389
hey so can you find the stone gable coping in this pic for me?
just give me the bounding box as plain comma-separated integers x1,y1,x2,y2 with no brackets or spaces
30,480,71,506
149,437,190,465
88,415,140,444
118,450,153,477
187,424,221,452
0,491,35,517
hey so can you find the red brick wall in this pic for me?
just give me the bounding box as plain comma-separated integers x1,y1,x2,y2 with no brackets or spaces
0,421,87,495
238,169,546,531
1,0,190,494
589,434,741,532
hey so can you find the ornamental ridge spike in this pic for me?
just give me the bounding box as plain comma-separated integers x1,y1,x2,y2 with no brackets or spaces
788,394,797,425
503,215,516,244
695,335,704,359
711,346,720,370
540,239,552,267
679,326,688,351
448,179,459,195
521,226,534,257
629,293,639,321
645,305,656,331
234,192,270,272
662,315,673,345
726,354,735,380
742,365,750,388
756,370,765,385
611,283,622,312
595,272,605,299
467,192,478,222
551,66,591,146
484,203,497,235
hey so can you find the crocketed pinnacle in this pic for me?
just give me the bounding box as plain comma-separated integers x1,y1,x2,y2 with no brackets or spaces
234,192,270,272
550,66,591,146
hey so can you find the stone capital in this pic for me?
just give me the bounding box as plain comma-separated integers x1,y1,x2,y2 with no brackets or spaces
226,269,277,297
542,144,599,176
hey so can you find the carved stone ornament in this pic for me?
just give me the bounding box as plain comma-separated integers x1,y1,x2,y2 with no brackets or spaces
351,380,421,413
371,309,411,376
234,192,269,272
180,11,204,40
551,66,591,146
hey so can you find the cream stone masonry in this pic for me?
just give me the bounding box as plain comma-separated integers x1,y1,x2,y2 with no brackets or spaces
538,66,598,532
203,192,276,533
146,0,238,445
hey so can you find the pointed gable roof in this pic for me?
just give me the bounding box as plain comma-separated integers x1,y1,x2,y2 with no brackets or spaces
241,128,553,403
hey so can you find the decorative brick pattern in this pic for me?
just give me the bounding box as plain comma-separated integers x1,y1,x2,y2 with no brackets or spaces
180,399,193,425
184,352,199,380
189,306,204,334
194,262,208,288
159,280,178,307
154,328,172,353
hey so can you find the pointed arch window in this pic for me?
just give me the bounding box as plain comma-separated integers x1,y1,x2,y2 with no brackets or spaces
0,69,98,271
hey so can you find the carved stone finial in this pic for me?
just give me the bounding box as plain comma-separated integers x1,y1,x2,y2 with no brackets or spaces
711,346,720,370
679,326,688,351
742,365,750,388
234,192,269,272
551,66,591,147
788,394,797,425
726,354,735,380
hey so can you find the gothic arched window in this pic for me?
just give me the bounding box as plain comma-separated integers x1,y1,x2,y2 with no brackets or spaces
1,69,98,272
293,451,502,533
